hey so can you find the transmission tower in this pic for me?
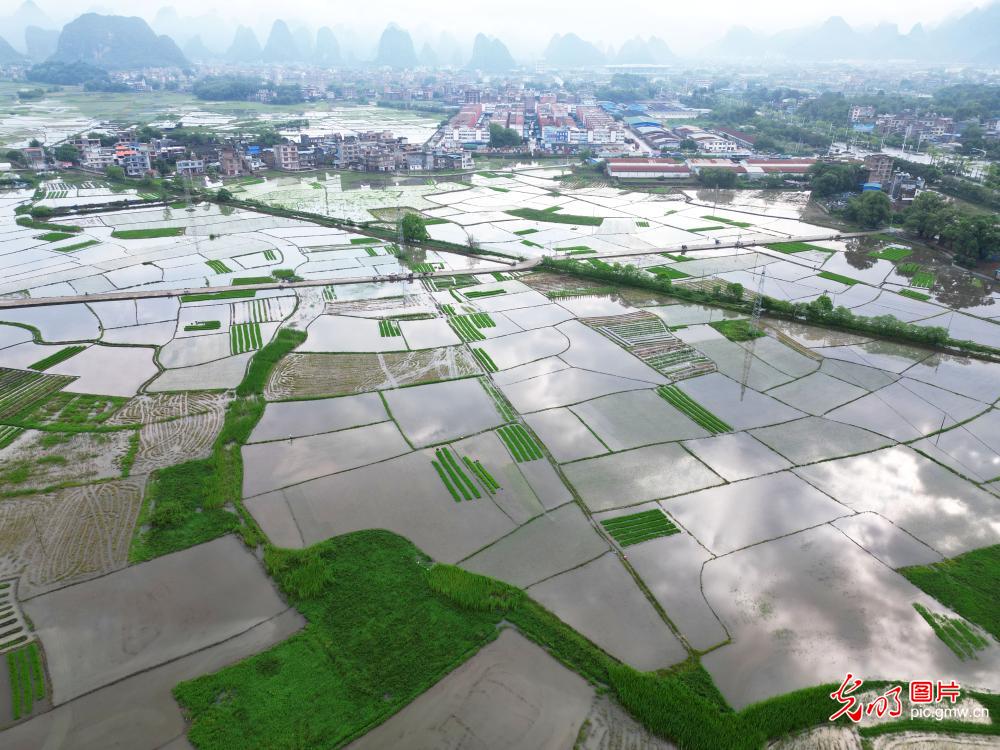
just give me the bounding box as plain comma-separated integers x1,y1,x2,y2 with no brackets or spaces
739,266,767,401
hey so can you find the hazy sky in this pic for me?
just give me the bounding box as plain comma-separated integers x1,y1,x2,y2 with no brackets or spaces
15,0,997,56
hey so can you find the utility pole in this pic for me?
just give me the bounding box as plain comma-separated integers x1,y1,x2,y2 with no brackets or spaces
740,266,766,401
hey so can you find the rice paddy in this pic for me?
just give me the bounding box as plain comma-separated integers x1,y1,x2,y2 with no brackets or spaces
817,271,860,286
765,241,833,254
180,290,256,303
656,385,732,434
205,260,233,274
28,345,86,372
472,347,498,372
0,368,74,419
912,270,936,288
377,320,402,338
601,509,680,547
506,208,604,226
648,266,691,280
898,289,930,301
912,603,989,661
701,215,752,228
497,424,543,462
110,227,186,239
464,289,507,299
868,246,912,261
230,322,263,354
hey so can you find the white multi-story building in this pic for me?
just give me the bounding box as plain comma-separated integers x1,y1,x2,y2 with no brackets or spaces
272,143,301,171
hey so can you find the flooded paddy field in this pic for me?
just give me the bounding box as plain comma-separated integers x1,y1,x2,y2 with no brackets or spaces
0,158,998,748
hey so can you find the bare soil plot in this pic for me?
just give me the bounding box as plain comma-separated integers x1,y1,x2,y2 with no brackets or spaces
131,410,226,476
249,393,387,443
700,525,1000,710
0,609,303,750
564,442,723,512
794,446,1000,556
527,552,687,671
382,378,505,448
347,629,594,750
246,450,518,562
524,408,608,463
23,535,292,704
0,430,131,493
570,389,709,451
663,472,848,555
107,393,230,426
831,513,943,569
611,525,728,651
264,348,479,399
460,503,608,587
750,416,894,465
681,432,791,482
0,478,143,598
243,421,410,497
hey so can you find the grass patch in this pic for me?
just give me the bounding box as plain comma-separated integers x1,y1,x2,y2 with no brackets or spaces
648,265,691,280
701,215,751,228
205,260,233,274
506,208,603,226
180,290,256,303
428,564,522,611
900,545,999,641
657,385,731,434
912,603,989,660
899,289,931,301
237,328,307,397
868,246,912,261
377,320,402,338
709,319,764,342
184,320,221,332
765,241,832,255
818,271,860,286
28,345,85,372
601,509,679,547
497,424,542,462
110,227,186,239
51,239,99,253
37,231,75,242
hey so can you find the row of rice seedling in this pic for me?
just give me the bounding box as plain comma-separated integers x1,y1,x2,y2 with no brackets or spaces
868,245,912,261
6,642,44,720
701,215,751,228
601,509,680,548
184,320,221,332
378,320,402,338
462,456,500,495
263,249,278,261
497,424,542,462
647,266,691,280
0,425,24,449
472,348,497,373
899,289,930,301
765,241,832,255
181,289,255,303
230,322,263,355
28,345,85,372
464,289,506,299
408,263,433,273
636,220,650,228
0,368,73,419
205,260,232,274
52,239,99,254
364,247,379,257
432,447,481,502
350,237,379,245
818,271,860,286
441,303,456,316
481,380,516,422
656,386,731,433
322,286,336,301
912,603,989,660
448,313,495,342
912,270,936,288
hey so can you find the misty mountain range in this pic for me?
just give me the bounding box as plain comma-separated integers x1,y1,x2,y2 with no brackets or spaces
1,1,998,71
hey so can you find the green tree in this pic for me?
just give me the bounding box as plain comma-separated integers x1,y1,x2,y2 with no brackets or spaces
105,165,125,181
216,188,233,202
845,190,891,229
679,138,698,152
697,168,737,188
400,213,429,243
53,143,78,163
488,122,522,148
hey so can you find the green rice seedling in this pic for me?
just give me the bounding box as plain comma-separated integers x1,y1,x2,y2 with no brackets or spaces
701,215,751,228
563,246,594,254
818,271,860,286
505,208,603,226
471,348,497,373
232,276,272,286
28,345,85,372
51,239,99,253
689,226,726,233
868,246,912,261
377,320,402,338
27,643,44,701
898,289,930,301
205,260,232,274
349,237,379,245
462,456,500,494
491,272,511,282
431,459,461,502
911,270,936,288
513,228,538,236
111,227,185,239
657,386,731,434
184,320,222,332
465,289,506,299
660,253,693,262
365,247,378,257
709,319,764,342
263,249,277,261
912,603,989,660
636,221,650,228
37,231,75,242
230,323,263,355
647,265,690,280
897,262,920,275
322,286,336,301
497,424,542,462
434,447,480,501
481,380,516,422
181,290,255,303
765,241,833,255
0,425,23,449
440,304,455,316
601,509,679,547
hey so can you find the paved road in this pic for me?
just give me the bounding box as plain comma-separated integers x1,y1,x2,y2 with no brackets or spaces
0,231,869,310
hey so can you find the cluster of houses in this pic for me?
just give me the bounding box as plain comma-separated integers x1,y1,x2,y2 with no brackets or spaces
603,156,816,180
